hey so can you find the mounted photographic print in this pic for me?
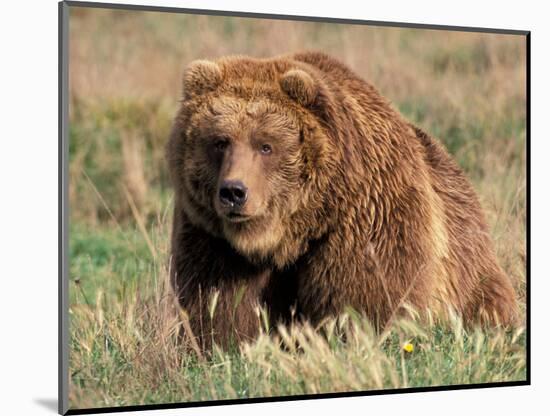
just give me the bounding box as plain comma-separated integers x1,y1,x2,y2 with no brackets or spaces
59,1,530,414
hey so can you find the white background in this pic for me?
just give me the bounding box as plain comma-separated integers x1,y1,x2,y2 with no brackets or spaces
0,0,547,415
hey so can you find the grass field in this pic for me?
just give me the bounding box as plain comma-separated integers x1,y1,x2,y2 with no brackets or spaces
67,7,527,410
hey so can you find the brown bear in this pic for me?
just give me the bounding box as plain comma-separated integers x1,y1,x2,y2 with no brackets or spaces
166,51,518,350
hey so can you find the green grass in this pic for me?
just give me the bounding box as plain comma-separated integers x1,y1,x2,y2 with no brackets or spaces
68,224,526,409
67,7,527,410
69,224,153,305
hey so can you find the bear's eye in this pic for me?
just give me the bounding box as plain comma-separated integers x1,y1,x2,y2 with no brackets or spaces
213,138,229,152
260,144,272,155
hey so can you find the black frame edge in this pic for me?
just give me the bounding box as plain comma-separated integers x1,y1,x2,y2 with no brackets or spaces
59,1,70,415
66,381,529,415
525,31,531,386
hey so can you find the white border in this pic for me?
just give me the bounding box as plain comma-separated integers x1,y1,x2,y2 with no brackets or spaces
2,1,547,415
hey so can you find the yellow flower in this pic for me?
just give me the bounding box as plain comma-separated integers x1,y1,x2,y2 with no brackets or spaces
403,342,414,353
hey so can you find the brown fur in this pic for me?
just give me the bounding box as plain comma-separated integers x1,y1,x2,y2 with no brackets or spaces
166,51,518,350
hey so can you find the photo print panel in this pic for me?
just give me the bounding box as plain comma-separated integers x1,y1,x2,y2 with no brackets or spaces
59,1,530,414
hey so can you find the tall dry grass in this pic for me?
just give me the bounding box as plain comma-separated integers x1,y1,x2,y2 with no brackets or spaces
67,6,527,410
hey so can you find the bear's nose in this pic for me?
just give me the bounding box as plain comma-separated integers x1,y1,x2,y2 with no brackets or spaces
219,180,248,208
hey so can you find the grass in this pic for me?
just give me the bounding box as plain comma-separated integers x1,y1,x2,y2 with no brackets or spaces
68,222,526,409
67,6,527,411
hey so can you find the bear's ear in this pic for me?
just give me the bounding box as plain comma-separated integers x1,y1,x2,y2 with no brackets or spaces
183,60,222,97
279,69,318,107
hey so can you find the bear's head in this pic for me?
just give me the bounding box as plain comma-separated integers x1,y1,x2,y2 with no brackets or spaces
167,55,337,266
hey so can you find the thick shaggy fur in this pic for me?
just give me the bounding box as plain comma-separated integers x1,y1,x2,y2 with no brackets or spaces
167,51,518,350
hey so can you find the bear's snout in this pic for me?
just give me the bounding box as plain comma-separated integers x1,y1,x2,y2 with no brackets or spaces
218,179,248,211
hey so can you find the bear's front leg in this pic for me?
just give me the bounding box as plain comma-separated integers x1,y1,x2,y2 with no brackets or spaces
170,219,271,351
295,235,396,331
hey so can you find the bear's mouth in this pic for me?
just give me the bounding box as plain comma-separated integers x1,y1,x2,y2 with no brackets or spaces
224,212,253,223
